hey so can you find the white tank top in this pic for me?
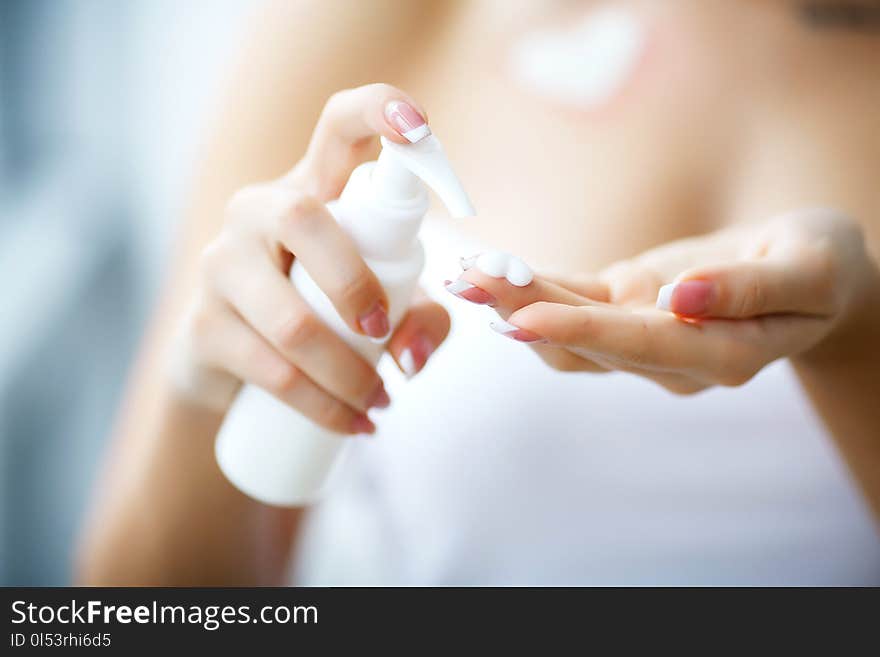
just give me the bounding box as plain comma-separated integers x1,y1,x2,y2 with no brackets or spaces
293,219,880,585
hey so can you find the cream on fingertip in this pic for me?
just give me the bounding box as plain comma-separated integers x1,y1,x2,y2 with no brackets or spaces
459,250,534,287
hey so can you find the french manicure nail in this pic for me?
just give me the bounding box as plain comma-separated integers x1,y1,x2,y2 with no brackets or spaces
459,254,478,270
445,279,496,306
351,414,376,435
384,100,431,143
656,280,715,316
358,302,390,339
399,333,436,379
366,382,391,409
490,320,547,343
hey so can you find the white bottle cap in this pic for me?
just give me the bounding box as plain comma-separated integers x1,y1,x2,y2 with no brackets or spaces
371,135,475,218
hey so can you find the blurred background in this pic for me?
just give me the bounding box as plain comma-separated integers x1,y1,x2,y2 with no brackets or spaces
0,0,252,585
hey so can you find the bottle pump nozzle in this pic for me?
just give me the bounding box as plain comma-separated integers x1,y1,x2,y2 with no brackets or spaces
372,135,475,218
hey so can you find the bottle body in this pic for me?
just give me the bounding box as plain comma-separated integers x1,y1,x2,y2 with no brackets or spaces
215,162,427,507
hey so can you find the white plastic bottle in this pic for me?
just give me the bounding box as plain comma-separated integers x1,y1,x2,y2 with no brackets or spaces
215,134,474,507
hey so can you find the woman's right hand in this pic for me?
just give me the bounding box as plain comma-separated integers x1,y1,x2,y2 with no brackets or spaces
171,84,451,434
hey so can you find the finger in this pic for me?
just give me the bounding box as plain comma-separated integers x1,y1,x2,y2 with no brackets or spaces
288,83,430,199
258,187,390,338
656,257,837,319
540,271,611,302
502,301,755,383
199,307,373,434
212,251,389,412
445,251,590,311
387,296,451,378
486,305,711,390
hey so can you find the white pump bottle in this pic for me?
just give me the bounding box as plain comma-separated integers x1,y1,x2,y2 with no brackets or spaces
215,134,474,507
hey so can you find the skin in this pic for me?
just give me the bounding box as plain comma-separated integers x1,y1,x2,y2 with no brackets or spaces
76,0,880,584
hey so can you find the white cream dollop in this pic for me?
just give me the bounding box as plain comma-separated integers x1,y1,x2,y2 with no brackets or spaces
508,6,647,109
461,250,533,287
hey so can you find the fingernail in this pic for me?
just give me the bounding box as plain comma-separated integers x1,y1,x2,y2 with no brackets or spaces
399,333,436,379
366,382,391,409
351,414,376,435
358,302,390,339
490,320,547,343
459,254,478,270
384,100,431,143
445,279,496,306
656,280,715,316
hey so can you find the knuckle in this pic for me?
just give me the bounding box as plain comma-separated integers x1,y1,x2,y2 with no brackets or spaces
316,396,351,432
273,311,318,352
323,88,352,114
266,363,301,395
335,272,378,311
198,239,232,283
277,190,321,231
615,269,659,305
224,185,262,225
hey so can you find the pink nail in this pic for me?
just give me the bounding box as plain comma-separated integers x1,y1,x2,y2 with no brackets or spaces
445,279,496,306
384,100,431,143
398,333,436,378
656,281,715,316
358,302,390,339
490,320,547,343
366,382,391,409
351,414,376,435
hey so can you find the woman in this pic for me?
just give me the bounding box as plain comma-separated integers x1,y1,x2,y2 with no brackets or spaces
77,0,880,584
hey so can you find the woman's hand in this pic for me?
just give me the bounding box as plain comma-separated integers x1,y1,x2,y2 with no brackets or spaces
445,208,879,395
172,84,450,433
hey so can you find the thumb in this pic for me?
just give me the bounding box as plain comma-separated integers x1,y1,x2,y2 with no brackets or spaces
656,259,836,319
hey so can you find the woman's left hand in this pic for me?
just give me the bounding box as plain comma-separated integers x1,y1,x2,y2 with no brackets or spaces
445,208,879,394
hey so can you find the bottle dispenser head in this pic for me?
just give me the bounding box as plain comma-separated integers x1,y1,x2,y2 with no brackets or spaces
371,135,475,218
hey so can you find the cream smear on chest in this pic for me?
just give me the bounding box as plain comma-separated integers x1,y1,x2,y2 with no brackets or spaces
508,6,648,109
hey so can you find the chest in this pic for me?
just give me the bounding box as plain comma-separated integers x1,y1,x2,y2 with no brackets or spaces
396,3,746,272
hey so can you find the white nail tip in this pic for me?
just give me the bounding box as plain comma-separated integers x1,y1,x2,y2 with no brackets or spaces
399,348,417,378
656,283,675,311
445,279,474,295
402,124,431,143
490,320,519,334
460,250,534,287
367,330,391,345
459,255,478,270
